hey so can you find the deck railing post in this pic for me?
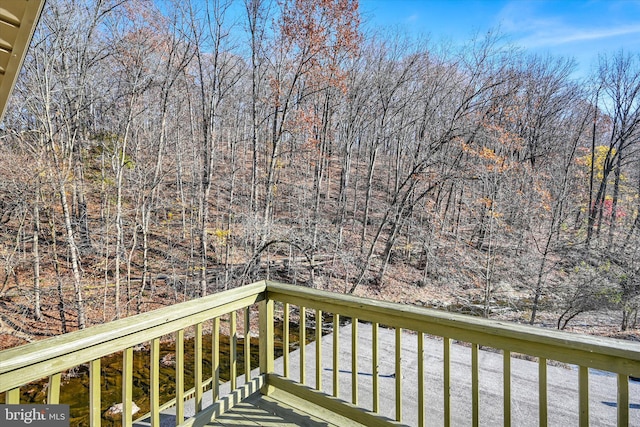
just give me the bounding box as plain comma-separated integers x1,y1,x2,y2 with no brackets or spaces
195,322,203,412
300,306,307,385
122,347,133,427
352,318,358,405
47,373,61,404
230,311,237,390
284,303,290,377
444,337,451,427
395,327,402,423
6,388,19,404
372,321,379,412
579,366,589,426
333,313,340,398
316,309,322,391
503,350,511,427
89,360,101,427
150,338,160,427
539,357,548,427
176,329,185,424
418,332,424,427
617,374,629,427
244,307,251,384
212,317,220,401
259,295,275,395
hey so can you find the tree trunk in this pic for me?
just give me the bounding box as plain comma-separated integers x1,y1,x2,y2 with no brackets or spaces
360,145,379,253
49,209,67,334
59,183,86,329
32,188,42,321
607,153,623,250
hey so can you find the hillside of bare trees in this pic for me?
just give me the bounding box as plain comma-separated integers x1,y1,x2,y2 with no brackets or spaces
1,0,639,349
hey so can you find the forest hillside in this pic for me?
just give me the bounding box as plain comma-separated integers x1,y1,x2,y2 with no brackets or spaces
0,0,639,349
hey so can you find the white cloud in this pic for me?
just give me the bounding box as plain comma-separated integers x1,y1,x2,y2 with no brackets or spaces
405,13,420,24
520,24,640,48
496,0,640,50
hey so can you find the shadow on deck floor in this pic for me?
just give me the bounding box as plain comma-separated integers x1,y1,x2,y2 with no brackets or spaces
207,390,362,426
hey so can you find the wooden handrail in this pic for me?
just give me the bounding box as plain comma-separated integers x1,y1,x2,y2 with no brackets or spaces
265,281,640,375
0,281,266,391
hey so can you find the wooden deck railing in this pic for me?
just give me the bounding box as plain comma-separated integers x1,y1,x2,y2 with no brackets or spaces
265,282,639,427
1,280,639,426
0,281,268,427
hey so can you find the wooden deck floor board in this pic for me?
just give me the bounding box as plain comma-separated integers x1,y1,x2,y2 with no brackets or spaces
209,390,363,426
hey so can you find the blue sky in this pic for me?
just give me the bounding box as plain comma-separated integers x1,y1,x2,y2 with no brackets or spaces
359,0,640,78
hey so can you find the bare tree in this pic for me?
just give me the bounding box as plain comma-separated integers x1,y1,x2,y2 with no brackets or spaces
587,51,640,247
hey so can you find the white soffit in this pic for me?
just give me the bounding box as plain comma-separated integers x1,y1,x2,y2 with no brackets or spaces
0,0,46,122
